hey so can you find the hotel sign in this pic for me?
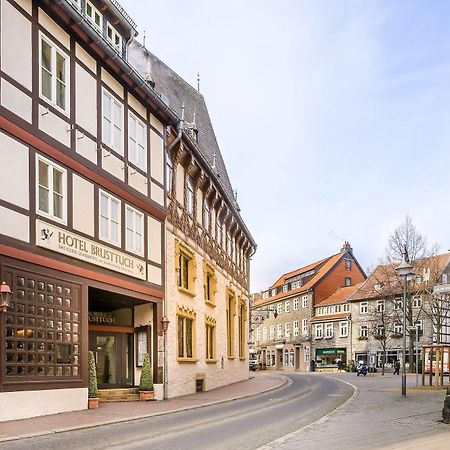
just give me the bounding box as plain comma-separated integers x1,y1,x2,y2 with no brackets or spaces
36,220,146,280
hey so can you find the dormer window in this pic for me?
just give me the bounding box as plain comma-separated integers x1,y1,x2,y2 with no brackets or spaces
107,23,122,52
86,1,102,31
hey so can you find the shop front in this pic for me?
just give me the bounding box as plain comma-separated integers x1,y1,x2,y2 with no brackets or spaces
315,347,347,370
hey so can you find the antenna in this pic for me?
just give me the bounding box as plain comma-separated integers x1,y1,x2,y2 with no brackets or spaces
181,102,185,122
197,73,200,92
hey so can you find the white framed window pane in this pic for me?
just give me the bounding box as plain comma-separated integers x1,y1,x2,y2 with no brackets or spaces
100,216,108,238
53,193,63,219
111,222,119,243
126,228,133,247
114,125,121,151
111,199,119,222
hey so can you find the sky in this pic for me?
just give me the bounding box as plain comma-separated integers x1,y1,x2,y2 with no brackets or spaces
121,0,450,292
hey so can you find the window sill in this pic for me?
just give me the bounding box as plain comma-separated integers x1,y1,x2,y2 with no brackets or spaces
324,336,333,339
227,356,235,360
205,300,216,308
239,357,246,361
177,286,196,298
177,357,198,363
315,337,323,340
206,359,217,364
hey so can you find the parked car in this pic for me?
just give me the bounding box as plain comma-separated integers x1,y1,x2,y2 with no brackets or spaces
249,358,258,371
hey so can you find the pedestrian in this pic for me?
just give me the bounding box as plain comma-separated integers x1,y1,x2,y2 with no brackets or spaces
394,360,400,375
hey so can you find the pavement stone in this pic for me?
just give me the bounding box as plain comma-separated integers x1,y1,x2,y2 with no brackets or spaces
0,372,286,444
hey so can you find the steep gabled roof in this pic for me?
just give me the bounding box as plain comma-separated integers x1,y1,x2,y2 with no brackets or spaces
349,253,450,301
254,251,346,307
317,283,363,306
270,258,329,289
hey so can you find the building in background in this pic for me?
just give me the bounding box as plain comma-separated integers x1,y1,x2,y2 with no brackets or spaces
129,42,256,397
0,0,179,421
252,242,366,372
349,253,450,368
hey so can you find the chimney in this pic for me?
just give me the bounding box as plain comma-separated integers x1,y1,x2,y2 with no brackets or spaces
341,241,352,253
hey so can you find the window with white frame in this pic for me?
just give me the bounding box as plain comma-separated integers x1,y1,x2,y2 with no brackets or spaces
185,176,194,214
285,301,291,313
166,153,173,193
339,321,348,337
293,320,299,336
282,285,288,293
216,216,223,246
69,0,81,10
394,322,403,335
394,298,403,311
128,113,147,170
345,277,352,286
302,295,308,308
414,319,423,332
412,295,422,308
107,23,122,52
377,324,384,337
102,90,123,153
263,327,268,341
262,291,269,300
269,325,275,340
343,304,350,312
86,1,102,30
360,302,368,314
40,35,69,113
277,323,283,339
277,303,283,316
325,322,333,338
271,288,276,297
315,323,323,339
37,155,66,223
256,329,261,342
302,318,308,335
377,300,385,312
293,298,299,310
359,325,368,338
285,322,290,337
345,259,352,271
99,191,121,245
125,205,143,255
203,199,211,232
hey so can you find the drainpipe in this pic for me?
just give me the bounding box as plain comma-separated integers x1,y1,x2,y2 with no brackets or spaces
167,103,185,153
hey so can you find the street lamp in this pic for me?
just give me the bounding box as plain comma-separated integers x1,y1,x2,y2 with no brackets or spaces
395,250,415,397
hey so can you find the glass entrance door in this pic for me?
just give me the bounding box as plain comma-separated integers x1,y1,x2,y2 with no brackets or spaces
89,332,133,388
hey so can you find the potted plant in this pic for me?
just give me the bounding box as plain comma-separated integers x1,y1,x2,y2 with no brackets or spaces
139,353,154,401
88,350,100,409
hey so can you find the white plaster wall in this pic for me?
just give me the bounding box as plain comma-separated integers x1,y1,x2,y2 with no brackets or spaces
39,106,71,147
147,216,162,264
76,43,96,74
150,129,164,184
12,0,32,15
127,169,147,196
151,182,164,207
102,151,124,181
76,134,97,164
0,131,29,209
134,303,154,383
1,78,32,122
0,388,87,422
1,0,32,90
0,206,29,242
72,174,94,236
150,114,164,134
165,231,249,398
76,63,97,136
128,94,146,119
101,68,123,99
38,9,70,50
147,263,161,286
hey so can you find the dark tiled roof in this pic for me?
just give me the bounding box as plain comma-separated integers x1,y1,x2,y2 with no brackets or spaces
128,41,238,216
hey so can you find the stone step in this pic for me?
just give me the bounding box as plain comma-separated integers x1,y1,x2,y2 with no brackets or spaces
100,395,139,402
98,388,140,402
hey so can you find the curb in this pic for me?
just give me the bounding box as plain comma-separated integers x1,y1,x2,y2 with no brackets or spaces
0,374,289,444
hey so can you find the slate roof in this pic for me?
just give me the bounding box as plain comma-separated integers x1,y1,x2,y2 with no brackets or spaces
127,41,246,233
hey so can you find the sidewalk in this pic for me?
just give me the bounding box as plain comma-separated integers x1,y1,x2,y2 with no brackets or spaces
260,373,450,450
0,372,286,444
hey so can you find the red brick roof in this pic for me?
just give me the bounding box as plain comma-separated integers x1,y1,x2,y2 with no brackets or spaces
311,312,350,322
316,283,363,306
254,252,344,307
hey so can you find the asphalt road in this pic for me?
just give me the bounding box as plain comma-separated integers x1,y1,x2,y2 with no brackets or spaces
0,374,353,450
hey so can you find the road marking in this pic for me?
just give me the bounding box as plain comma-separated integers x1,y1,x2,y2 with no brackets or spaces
256,376,359,450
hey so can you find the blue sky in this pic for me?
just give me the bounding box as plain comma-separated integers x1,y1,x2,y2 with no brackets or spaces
122,1,450,291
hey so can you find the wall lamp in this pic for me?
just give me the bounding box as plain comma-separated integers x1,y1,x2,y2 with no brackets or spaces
161,315,170,333
0,282,12,313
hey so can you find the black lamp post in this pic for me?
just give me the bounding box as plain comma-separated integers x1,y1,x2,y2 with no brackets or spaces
395,251,414,397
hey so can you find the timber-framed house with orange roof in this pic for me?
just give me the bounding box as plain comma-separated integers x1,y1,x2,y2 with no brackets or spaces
252,242,366,372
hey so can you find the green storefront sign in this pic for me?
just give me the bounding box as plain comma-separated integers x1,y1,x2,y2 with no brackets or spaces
316,348,346,356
